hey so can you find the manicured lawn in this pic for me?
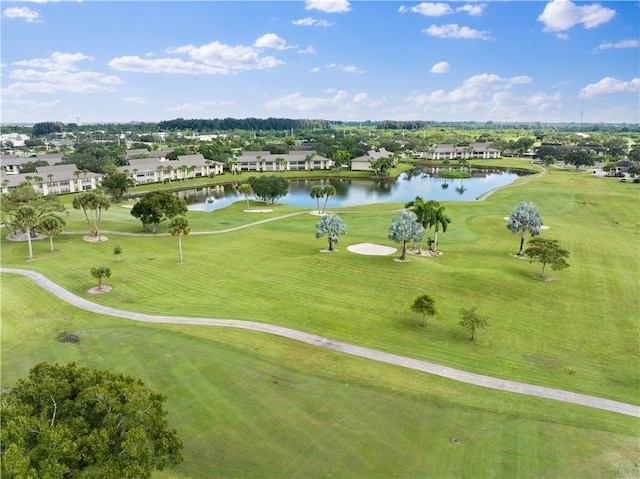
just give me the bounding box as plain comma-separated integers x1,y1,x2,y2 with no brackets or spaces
1,274,638,479
2,163,639,477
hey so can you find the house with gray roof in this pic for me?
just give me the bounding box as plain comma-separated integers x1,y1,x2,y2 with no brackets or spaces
0,163,102,195
234,151,332,173
350,148,396,171
424,142,501,160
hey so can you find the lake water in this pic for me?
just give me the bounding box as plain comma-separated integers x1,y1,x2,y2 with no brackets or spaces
185,168,532,212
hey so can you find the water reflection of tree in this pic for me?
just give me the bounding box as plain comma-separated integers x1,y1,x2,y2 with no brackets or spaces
403,167,425,180
329,179,350,198
373,179,393,194
441,179,449,189
455,178,467,195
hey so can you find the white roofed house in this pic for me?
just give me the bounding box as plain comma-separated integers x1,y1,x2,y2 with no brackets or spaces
0,163,102,195
234,151,331,172
120,154,224,185
350,148,396,172
425,142,501,160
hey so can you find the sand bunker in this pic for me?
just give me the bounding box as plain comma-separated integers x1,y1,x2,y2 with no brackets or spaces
347,243,397,256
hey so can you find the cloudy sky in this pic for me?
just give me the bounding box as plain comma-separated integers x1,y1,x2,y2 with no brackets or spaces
1,0,638,124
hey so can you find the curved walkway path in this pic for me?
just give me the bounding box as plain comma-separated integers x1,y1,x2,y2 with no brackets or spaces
2,267,638,418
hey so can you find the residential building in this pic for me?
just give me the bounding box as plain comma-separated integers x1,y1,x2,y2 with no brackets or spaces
424,142,501,161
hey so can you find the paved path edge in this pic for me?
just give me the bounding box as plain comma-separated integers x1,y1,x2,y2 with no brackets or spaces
2,267,638,418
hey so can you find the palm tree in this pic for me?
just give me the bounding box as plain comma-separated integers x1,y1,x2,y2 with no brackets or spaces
507,201,543,256
73,170,82,189
37,214,65,252
168,215,190,264
276,157,286,173
157,165,164,183
410,294,437,327
238,183,253,209
179,165,188,182
321,185,336,214
429,203,451,252
166,165,173,183
305,153,316,171
315,214,347,251
310,185,324,213
14,205,38,260
404,196,435,252
90,266,112,291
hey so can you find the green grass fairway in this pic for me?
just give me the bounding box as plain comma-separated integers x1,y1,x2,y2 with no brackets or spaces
2,273,638,479
2,163,639,477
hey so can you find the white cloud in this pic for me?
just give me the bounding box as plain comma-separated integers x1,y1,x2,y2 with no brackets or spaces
399,3,453,16
292,17,333,27
538,0,616,32
310,67,321,73
3,7,40,22
122,97,146,104
593,39,639,52
399,3,485,16
167,41,284,71
408,73,532,104
254,33,291,50
305,0,351,13
424,24,491,40
5,70,120,96
581,77,640,98
556,33,570,40
299,45,316,54
3,52,119,98
456,4,486,16
13,52,92,71
109,56,229,75
326,63,364,73
430,61,450,73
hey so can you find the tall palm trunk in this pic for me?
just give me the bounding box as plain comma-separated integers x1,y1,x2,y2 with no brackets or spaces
177,234,183,263
26,226,34,260
518,232,526,255
400,240,407,260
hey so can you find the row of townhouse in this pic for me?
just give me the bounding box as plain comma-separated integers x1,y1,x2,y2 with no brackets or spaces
423,142,501,160
119,154,225,184
0,150,332,195
231,151,332,172
0,163,103,195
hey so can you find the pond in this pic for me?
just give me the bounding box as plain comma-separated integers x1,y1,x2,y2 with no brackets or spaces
185,167,532,212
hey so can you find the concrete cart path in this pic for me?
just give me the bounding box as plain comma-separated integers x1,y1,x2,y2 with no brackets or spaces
3,267,639,418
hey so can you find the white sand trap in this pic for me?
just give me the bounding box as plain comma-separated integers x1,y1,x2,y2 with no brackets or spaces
347,243,397,256
244,209,273,213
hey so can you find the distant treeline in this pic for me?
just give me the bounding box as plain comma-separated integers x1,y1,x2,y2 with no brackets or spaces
157,117,332,132
8,118,639,138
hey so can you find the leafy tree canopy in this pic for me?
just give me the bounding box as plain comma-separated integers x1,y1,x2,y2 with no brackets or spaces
130,190,187,233
1,362,184,478
1,182,66,235
251,175,290,204
563,150,596,170
524,236,570,279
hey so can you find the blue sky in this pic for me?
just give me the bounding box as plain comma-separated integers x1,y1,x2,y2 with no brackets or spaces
2,0,638,124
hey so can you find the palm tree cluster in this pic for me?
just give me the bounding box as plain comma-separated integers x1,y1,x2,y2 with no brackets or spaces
404,196,451,252
309,184,337,214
